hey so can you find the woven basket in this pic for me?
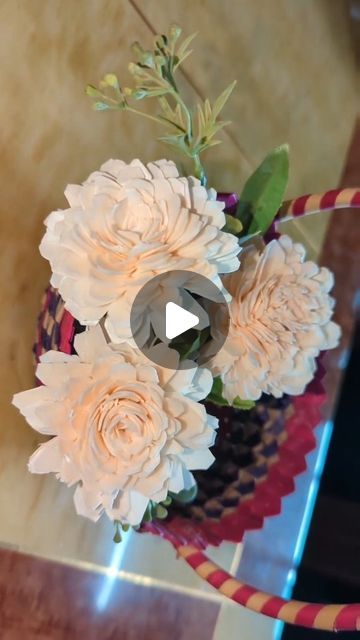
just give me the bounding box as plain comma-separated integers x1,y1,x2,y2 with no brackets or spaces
34,188,360,631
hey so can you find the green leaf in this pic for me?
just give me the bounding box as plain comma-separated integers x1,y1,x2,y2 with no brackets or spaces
237,230,261,245
173,49,193,70
142,503,153,522
197,103,205,130
212,80,237,119
158,114,186,134
176,31,198,60
170,484,198,504
207,377,255,410
237,144,289,235
180,334,201,359
145,87,170,98
207,376,227,406
177,327,210,360
204,98,212,121
223,213,243,235
197,139,222,153
85,84,102,98
159,134,191,157
232,397,256,410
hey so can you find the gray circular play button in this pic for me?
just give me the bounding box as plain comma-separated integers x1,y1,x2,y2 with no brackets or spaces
130,270,230,370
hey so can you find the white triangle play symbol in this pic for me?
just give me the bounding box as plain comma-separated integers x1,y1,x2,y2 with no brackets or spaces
165,302,200,340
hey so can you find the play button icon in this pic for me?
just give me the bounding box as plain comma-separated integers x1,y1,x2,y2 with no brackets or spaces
130,270,230,370
165,302,199,340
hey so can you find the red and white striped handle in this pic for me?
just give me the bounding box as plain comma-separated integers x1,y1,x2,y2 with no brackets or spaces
277,187,360,222
177,545,360,631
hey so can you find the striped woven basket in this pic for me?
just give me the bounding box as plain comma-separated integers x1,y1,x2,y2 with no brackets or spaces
34,188,360,632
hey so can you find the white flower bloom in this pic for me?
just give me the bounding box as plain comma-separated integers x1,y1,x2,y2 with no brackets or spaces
208,235,341,402
13,326,218,525
40,159,240,342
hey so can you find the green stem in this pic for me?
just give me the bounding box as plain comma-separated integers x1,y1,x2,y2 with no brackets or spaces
171,91,192,139
127,106,167,127
166,89,207,185
193,153,207,186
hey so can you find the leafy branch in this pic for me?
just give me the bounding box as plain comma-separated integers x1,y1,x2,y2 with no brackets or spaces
86,25,236,185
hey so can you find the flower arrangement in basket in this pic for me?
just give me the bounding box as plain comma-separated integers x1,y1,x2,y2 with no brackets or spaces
12,25,360,632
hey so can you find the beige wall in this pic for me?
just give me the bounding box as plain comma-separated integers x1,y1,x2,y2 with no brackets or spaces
0,0,358,598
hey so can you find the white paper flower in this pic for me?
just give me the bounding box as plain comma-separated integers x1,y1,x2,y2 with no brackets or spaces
208,235,340,402
40,159,239,342
12,326,218,525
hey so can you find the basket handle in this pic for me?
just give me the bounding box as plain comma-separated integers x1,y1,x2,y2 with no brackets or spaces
276,187,360,223
177,187,360,632
177,544,360,632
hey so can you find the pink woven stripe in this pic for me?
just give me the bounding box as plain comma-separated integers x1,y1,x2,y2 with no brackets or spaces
59,309,75,354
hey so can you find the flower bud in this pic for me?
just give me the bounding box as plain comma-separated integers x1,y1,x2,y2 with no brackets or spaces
103,73,119,89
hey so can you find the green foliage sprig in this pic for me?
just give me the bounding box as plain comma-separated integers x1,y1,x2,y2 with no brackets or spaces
112,486,198,542
86,25,236,185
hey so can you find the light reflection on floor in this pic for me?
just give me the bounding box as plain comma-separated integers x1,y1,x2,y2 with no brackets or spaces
273,419,334,640
338,348,350,370
96,528,132,611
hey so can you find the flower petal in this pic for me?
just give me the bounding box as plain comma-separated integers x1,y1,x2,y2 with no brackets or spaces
28,438,63,474
179,448,215,470
210,235,341,401
74,324,108,362
106,490,149,526
73,485,103,522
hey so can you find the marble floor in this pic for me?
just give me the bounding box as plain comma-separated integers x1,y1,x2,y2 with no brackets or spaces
0,547,220,640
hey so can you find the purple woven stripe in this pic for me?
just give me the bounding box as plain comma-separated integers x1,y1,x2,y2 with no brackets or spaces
217,192,239,216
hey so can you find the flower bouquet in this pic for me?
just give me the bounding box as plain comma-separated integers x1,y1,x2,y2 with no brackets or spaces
12,25,360,631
